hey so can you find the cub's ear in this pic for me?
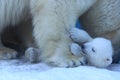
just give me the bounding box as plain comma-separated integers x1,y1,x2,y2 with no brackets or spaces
70,43,82,56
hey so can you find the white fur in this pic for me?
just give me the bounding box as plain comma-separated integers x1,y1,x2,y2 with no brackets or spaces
30,0,97,67
84,38,113,68
70,27,92,43
24,47,40,63
70,28,113,68
0,0,29,29
70,43,83,56
0,0,97,67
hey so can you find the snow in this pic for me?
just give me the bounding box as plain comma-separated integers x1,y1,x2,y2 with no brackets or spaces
0,60,120,80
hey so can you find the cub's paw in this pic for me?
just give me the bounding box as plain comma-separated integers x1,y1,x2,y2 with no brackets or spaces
70,28,92,43
70,43,83,56
70,28,82,43
0,47,17,59
24,47,40,63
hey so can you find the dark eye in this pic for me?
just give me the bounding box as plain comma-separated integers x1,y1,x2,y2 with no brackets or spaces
106,58,110,61
92,48,95,52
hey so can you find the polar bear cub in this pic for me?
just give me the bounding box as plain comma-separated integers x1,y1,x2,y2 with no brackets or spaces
70,28,113,68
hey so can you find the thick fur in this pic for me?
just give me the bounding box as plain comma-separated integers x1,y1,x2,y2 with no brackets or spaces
70,28,113,68
80,0,120,63
0,0,97,67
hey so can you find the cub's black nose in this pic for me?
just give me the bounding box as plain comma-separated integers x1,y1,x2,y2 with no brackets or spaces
81,45,85,49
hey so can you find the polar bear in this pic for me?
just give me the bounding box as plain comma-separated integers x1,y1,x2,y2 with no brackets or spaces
70,28,113,68
0,0,97,67
80,0,120,63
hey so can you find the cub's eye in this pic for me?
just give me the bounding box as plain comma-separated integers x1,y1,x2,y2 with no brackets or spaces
92,48,95,53
106,58,110,61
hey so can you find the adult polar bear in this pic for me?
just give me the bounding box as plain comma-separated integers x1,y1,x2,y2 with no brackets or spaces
0,0,97,67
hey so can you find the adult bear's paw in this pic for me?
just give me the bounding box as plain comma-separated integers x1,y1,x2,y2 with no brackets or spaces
0,47,17,59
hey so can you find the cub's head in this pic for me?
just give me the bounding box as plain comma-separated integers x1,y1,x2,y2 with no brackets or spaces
82,38,113,68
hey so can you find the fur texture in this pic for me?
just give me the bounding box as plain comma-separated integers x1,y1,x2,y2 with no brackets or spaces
70,28,113,68
80,0,120,63
0,0,97,67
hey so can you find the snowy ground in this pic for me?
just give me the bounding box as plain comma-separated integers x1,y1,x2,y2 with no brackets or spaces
0,59,120,80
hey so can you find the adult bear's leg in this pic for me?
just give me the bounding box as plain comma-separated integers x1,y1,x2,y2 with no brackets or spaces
31,0,85,67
